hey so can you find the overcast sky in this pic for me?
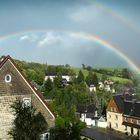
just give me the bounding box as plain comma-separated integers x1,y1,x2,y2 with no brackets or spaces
0,0,139,69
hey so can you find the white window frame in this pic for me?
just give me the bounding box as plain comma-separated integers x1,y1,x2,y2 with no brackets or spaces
22,98,31,107
5,74,12,83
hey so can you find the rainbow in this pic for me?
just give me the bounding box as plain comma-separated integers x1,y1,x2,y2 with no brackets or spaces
93,1,140,34
0,30,139,72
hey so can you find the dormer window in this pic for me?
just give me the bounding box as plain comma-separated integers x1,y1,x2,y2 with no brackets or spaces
5,74,11,83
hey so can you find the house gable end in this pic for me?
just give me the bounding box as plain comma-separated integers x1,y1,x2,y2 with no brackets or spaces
0,56,55,120
107,97,121,113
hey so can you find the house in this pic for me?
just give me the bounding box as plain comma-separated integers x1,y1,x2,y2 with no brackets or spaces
97,117,107,128
86,82,96,92
107,94,125,132
106,93,137,133
76,104,98,126
45,72,71,82
99,80,115,93
122,100,140,137
0,55,55,140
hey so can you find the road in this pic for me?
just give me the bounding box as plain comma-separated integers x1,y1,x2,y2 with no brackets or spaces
81,128,137,140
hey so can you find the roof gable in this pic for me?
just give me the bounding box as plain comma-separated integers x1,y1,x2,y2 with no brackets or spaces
0,55,55,119
107,97,121,113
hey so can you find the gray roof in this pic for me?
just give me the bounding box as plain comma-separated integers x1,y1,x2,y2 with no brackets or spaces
124,100,140,118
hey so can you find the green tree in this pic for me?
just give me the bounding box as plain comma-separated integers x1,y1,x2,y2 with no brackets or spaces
54,75,62,88
9,100,48,140
122,68,131,79
76,70,85,84
86,71,95,85
50,104,86,140
44,77,54,92
101,74,107,82
82,64,86,69
92,73,98,87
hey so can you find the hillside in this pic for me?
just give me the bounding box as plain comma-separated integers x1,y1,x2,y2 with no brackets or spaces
72,67,133,84
15,59,133,86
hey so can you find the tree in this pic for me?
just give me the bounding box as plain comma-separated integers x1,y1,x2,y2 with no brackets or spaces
76,70,85,84
9,100,48,140
122,68,131,79
44,77,54,92
92,73,98,87
54,75,63,88
86,72,98,87
101,74,107,82
82,64,86,69
86,71,94,85
50,104,86,140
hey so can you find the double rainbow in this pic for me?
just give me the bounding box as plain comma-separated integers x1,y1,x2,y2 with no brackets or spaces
0,30,139,72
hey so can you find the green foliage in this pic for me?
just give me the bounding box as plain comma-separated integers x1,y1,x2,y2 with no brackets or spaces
86,71,98,86
15,60,46,85
96,89,115,115
46,65,75,76
54,83,91,108
54,75,63,88
50,120,85,140
50,104,86,140
76,70,85,84
44,77,54,92
72,67,133,85
9,100,48,140
49,83,90,140
122,68,131,79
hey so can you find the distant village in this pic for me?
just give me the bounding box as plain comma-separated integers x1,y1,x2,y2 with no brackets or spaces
0,55,140,140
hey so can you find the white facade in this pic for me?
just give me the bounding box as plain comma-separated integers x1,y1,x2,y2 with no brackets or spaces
107,111,125,132
80,113,96,126
45,75,70,82
89,85,96,92
97,117,107,128
125,126,140,136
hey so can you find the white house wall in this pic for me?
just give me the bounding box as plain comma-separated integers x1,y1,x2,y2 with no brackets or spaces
107,111,125,132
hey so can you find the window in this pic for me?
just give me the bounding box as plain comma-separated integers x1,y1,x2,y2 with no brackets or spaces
125,126,127,131
114,107,117,112
5,74,11,83
131,119,133,123
22,98,31,107
115,123,118,128
124,117,127,122
115,115,118,120
137,120,140,125
40,132,50,140
45,133,49,140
